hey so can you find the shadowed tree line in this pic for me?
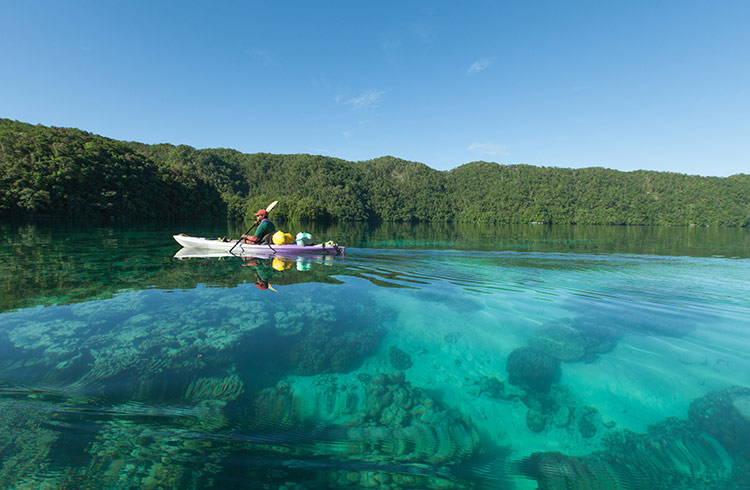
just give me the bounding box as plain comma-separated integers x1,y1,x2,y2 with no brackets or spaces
2,119,748,226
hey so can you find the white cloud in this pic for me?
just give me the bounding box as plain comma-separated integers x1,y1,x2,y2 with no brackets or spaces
467,57,494,74
341,130,353,138
347,90,386,109
467,143,509,157
334,89,387,110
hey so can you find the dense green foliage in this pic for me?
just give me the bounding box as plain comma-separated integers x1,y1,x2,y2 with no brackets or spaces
0,120,224,220
2,119,748,226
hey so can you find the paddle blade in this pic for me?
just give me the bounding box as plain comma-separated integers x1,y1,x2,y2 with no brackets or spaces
266,200,278,213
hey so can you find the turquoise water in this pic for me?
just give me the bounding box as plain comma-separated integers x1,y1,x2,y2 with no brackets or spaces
1,222,749,488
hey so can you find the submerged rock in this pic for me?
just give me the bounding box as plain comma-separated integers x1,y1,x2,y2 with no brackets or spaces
505,347,561,393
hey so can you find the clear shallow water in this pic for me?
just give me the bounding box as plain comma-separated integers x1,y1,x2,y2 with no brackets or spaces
1,222,749,488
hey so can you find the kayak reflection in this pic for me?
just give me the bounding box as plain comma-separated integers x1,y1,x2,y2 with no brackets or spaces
175,249,342,291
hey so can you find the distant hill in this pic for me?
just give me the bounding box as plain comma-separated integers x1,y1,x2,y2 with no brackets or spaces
2,118,748,226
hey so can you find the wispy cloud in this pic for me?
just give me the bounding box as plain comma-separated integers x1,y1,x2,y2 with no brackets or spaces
341,130,353,138
336,89,387,110
349,90,386,109
467,143,509,157
467,57,494,74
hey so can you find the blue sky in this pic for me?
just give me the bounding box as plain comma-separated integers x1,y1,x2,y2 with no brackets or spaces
1,1,748,176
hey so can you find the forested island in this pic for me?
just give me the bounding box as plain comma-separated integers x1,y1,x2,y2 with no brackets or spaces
2,118,748,226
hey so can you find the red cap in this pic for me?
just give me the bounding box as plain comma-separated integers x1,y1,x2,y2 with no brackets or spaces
254,209,268,217
255,282,268,290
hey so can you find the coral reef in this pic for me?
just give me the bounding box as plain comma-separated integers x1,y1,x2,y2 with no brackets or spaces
527,324,587,362
515,386,602,437
288,323,384,375
689,385,750,480
316,468,473,489
476,376,505,399
273,299,335,336
576,406,598,439
66,417,226,488
248,372,481,465
234,465,473,489
505,347,560,393
527,319,618,363
0,292,356,397
520,388,750,489
525,409,545,433
185,373,245,402
443,331,461,345
0,291,272,391
388,345,413,370
552,404,571,429
0,399,62,488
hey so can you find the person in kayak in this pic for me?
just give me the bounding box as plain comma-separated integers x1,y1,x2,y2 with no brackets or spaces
242,209,276,244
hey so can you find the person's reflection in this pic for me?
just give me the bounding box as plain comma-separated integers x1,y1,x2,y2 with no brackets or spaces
243,258,276,291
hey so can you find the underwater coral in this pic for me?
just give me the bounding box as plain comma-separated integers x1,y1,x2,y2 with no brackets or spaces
520,386,750,489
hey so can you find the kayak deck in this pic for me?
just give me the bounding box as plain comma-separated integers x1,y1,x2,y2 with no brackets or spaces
173,234,345,256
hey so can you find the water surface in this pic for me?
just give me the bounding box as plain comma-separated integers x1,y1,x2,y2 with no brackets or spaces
1,222,749,488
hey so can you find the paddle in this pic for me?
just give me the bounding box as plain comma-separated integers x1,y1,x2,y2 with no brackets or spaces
229,200,278,253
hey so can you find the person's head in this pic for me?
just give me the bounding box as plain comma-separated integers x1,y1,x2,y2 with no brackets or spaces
254,209,268,220
255,278,269,290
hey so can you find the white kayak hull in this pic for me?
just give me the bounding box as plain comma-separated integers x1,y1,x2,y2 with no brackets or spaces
172,234,345,255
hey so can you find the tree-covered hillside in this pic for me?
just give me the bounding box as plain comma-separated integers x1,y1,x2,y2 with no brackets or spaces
0,119,224,220
2,119,748,226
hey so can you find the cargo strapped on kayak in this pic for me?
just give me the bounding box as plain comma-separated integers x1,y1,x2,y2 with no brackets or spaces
321,241,342,256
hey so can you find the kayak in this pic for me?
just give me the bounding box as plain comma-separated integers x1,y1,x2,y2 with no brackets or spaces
173,234,345,256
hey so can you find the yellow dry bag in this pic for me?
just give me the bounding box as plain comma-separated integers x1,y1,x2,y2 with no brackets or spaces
272,230,295,245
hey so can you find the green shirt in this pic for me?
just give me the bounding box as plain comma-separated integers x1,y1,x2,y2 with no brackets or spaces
253,219,276,239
